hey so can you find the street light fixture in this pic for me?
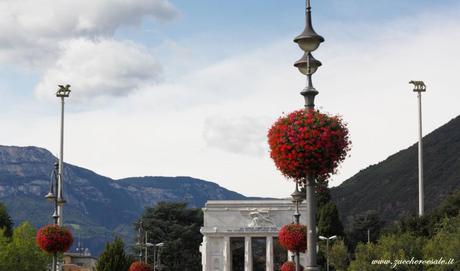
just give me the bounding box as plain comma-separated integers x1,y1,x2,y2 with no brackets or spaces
137,221,144,261
56,84,71,226
291,181,304,222
293,0,324,52
45,162,60,271
291,182,305,271
154,242,164,271
318,235,337,271
144,231,155,264
294,52,322,76
294,1,323,270
409,80,426,217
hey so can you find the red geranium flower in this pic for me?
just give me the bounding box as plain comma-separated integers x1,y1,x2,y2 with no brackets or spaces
268,109,351,184
129,261,151,271
278,224,307,253
281,261,304,271
36,224,73,253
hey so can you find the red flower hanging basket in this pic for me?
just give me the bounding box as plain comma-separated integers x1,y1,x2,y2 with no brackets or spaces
281,261,304,271
36,224,73,253
278,224,307,253
268,109,350,183
129,261,152,271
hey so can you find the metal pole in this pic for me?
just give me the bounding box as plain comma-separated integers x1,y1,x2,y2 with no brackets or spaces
138,222,143,261
306,175,319,270
417,92,424,217
153,246,156,271
157,249,161,271
57,97,65,226
53,163,59,271
145,232,148,264
367,229,370,244
326,239,329,271
295,200,300,271
51,253,57,271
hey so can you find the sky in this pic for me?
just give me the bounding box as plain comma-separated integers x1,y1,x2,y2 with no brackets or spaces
1,0,460,198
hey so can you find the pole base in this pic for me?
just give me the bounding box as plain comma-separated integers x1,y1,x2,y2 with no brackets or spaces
305,266,320,271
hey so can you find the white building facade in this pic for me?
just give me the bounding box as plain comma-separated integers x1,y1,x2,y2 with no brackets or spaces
200,200,307,271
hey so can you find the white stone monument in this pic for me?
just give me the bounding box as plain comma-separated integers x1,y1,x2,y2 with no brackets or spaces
200,200,307,271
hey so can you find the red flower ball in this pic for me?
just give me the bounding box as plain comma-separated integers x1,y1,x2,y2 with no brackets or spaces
278,224,307,253
268,109,351,183
281,261,304,271
129,261,151,271
36,224,73,253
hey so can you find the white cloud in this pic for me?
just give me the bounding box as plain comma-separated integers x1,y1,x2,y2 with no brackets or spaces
2,4,460,198
0,0,176,67
203,116,269,157
35,38,162,102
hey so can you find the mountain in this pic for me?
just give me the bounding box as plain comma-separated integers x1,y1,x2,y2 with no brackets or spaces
331,115,460,228
0,145,249,255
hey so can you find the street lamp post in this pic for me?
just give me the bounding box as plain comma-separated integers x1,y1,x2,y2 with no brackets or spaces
137,221,144,261
293,1,324,270
144,231,156,264
409,80,426,217
56,84,71,226
319,236,337,271
154,242,164,271
45,162,60,271
291,182,305,271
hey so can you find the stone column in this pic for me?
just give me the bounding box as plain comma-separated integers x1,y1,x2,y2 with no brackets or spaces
223,236,231,271
244,236,252,271
266,236,274,271
200,236,208,271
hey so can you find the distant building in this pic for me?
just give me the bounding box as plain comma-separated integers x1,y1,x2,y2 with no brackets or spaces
200,200,308,271
63,251,97,271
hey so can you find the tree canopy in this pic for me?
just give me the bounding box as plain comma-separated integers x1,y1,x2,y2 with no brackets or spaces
0,222,50,271
0,202,13,237
138,202,203,271
96,237,132,271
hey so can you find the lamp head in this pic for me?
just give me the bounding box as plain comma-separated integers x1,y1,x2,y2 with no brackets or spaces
45,192,56,201
294,3,324,52
409,80,426,92
294,28,324,52
294,52,322,75
56,84,71,97
291,183,305,203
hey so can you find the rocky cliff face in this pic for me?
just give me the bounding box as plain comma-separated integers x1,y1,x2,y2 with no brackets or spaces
0,145,248,255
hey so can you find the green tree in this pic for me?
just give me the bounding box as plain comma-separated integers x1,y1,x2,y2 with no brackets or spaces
314,185,345,238
348,242,384,271
313,184,346,270
0,222,50,271
0,202,13,237
379,233,425,271
139,202,203,271
318,201,345,238
349,233,425,271
423,215,460,271
96,237,132,271
347,210,383,250
398,214,432,237
328,239,348,271
399,189,460,238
